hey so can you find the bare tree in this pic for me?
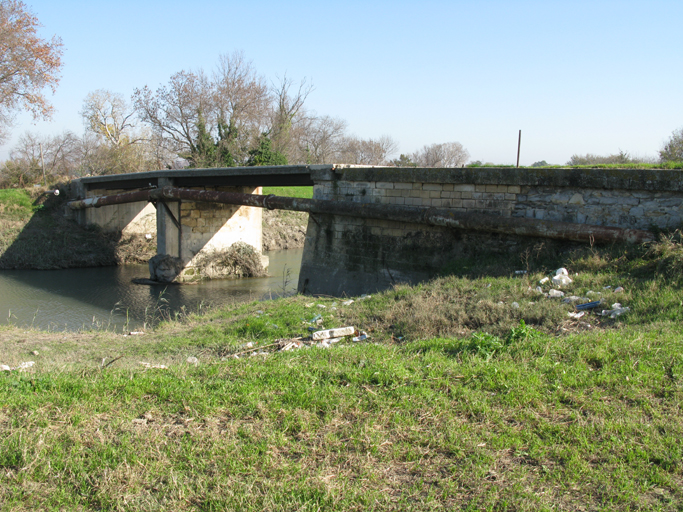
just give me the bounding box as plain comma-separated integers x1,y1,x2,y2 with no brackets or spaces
4,130,79,184
338,135,397,165
410,142,469,168
297,115,348,164
133,70,213,156
81,89,143,147
269,74,313,160
0,0,63,142
212,51,271,163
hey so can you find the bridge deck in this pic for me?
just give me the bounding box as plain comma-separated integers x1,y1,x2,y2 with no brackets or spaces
76,164,332,191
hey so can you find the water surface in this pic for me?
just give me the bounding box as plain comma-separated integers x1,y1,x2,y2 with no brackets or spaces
0,248,303,332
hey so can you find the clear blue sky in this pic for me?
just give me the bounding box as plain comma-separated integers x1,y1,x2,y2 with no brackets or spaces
3,0,682,165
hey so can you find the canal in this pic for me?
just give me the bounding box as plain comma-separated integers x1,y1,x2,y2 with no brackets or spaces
0,248,303,332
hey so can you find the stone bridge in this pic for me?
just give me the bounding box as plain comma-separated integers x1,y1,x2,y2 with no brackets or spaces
69,165,682,296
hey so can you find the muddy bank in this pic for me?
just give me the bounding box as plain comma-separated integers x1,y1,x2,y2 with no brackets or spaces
262,209,308,251
0,189,308,270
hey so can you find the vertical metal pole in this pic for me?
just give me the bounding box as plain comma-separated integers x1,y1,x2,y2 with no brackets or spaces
516,130,522,168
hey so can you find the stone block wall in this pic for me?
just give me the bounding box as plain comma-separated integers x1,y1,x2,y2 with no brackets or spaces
312,167,683,230
298,167,683,296
174,186,264,281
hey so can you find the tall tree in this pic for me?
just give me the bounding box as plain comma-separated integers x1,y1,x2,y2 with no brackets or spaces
269,74,312,160
0,0,63,142
338,135,397,165
297,115,347,164
133,70,213,157
81,89,141,147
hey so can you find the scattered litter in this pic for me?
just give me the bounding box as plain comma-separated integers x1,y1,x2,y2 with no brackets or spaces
1,364,10,371
31,350,39,356
331,302,338,307
586,290,602,297
539,277,550,284
342,300,354,306
576,301,601,311
139,362,168,369
270,324,279,329
599,305,630,319
548,289,565,298
330,307,337,311
555,268,569,276
256,310,264,315
562,296,587,304
614,286,624,293
535,286,544,294
123,331,145,337
145,233,152,240
515,270,527,275
317,304,327,309
312,326,356,340
16,361,35,370
552,274,573,287
568,311,586,319
603,285,612,290
228,325,368,360
305,303,314,308
186,356,199,365
485,283,492,288
511,302,520,309
242,342,254,349
360,294,372,300
309,314,322,323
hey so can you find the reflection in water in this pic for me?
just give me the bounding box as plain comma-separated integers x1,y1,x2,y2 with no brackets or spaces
0,248,303,332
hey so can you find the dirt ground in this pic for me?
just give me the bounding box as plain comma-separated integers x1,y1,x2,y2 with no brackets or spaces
261,209,308,251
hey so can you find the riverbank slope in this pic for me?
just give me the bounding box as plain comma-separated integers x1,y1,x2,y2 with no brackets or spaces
1,237,682,510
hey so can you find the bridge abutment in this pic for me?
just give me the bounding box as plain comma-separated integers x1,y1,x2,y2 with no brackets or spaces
297,166,683,296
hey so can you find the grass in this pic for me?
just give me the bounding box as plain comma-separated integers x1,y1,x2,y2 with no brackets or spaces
0,189,37,219
1,238,683,510
262,186,314,199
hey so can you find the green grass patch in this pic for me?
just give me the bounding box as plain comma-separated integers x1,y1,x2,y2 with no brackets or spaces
2,238,683,510
0,189,38,219
262,186,314,199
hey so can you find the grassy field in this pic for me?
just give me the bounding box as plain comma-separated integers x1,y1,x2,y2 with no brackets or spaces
1,232,683,509
262,186,314,199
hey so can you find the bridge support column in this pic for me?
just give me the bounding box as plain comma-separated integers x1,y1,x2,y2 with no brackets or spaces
150,182,267,283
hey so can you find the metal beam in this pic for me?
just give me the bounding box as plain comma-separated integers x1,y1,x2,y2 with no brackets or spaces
154,187,655,245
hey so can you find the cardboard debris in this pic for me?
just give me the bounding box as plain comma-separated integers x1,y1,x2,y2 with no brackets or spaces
312,326,355,340
140,362,168,369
